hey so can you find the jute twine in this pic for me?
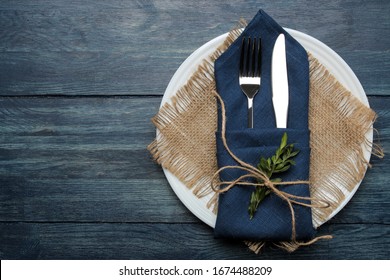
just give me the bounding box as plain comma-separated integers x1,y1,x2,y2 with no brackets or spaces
148,22,383,253
211,92,333,250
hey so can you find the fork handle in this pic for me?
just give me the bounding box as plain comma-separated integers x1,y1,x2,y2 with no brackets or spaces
248,98,254,128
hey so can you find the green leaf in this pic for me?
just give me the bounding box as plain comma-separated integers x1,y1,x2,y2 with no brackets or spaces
248,187,268,219
248,132,300,219
276,162,285,169
274,165,290,173
285,159,296,166
275,148,281,158
280,132,288,150
271,177,282,183
258,157,268,170
289,150,300,158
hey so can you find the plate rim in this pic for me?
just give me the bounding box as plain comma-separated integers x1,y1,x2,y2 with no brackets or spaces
158,28,372,228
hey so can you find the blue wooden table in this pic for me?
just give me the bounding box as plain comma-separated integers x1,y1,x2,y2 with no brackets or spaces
0,1,389,259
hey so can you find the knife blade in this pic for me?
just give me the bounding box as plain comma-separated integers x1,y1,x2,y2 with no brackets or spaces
271,33,289,128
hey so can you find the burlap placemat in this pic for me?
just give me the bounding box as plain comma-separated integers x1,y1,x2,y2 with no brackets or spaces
148,23,383,252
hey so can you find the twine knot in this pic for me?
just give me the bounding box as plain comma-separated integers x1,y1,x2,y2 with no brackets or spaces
212,92,332,245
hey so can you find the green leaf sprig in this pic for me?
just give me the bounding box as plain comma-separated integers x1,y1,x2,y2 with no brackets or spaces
248,132,300,219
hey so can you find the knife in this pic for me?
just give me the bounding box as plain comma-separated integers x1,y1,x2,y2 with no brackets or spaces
271,33,289,128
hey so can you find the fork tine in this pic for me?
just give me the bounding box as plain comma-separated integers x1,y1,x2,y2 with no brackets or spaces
240,37,261,78
240,37,245,77
241,37,250,77
253,38,258,77
251,37,256,77
257,38,262,77
251,38,256,78
246,37,251,77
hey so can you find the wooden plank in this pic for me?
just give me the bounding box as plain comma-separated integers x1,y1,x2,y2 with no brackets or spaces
0,96,196,223
0,222,388,259
340,51,390,96
0,0,388,96
0,1,230,96
0,50,387,96
0,52,183,96
0,96,388,224
0,0,387,52
0,0,388,262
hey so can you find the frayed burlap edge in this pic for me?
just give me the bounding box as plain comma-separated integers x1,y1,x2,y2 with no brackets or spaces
148,20,245,200
147,23,383,254
245,56,384,253
308,53,384,226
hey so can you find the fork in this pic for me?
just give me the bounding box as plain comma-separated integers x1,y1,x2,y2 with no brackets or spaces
239,37,262,128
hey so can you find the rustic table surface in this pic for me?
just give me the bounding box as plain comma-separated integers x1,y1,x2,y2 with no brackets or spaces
0,0,389,259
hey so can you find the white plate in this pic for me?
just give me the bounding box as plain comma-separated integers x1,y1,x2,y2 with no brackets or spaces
158,28,372,228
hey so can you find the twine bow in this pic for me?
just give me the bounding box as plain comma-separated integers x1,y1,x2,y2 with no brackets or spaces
212,92,332,245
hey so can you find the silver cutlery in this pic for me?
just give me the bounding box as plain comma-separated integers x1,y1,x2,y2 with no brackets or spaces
271,34,289,128
239,37,262,128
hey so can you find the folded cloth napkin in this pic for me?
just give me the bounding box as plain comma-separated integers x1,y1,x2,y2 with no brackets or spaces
214,10,315,241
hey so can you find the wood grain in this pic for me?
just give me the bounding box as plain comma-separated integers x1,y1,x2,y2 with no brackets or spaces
0,97,388,224
0,222,388,259
0,0,388,96
0,0,389,260
0,97,196,223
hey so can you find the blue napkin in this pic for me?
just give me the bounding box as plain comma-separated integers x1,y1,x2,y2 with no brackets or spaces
214,10,315,241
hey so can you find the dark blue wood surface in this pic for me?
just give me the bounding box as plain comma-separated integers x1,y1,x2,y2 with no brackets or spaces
0,0,389,259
